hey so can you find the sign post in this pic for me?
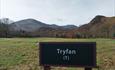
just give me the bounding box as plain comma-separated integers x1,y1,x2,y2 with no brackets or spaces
39,42,96,70
85,68,92,70
44,66,51,70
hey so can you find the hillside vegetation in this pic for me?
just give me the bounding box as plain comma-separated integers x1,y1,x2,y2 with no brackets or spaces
77,15,115,38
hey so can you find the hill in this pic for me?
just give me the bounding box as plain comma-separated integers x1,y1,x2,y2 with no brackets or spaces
76,15,115,38
0,15,115,38
10,19,49,32
9,18,77,32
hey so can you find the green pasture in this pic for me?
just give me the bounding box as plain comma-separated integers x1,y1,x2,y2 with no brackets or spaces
0,38,115,70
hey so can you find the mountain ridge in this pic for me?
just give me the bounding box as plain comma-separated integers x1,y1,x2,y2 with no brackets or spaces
9,18,77,32
0,15,115,38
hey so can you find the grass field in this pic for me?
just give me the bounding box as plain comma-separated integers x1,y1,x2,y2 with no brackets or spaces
0,38,115,70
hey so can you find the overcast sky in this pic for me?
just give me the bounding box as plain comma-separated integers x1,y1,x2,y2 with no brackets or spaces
0,0,115,26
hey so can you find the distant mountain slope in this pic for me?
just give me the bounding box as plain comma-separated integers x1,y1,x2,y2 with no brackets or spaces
77,15,115,38
7,18,77,38
61,25,77,29
10,18,77,32
10,19,49,32
0,15,115,38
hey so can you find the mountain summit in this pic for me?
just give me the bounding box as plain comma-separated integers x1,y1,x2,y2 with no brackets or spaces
77,15,115,38
90,15,106,24
10,19,49,32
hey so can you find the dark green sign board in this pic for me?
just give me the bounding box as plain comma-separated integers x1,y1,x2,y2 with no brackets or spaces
39,42,96,67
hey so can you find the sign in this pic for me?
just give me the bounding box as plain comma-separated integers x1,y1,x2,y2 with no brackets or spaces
39,42,96,67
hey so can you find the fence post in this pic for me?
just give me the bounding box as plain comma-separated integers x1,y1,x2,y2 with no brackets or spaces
44,66,51,70
85,68,92,70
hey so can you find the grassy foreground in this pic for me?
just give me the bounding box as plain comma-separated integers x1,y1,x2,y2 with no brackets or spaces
0,38,115,70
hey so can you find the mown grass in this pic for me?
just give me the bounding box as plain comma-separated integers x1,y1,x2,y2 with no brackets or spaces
0,38,115,70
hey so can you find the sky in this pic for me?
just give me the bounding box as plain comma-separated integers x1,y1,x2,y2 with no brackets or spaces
0,0,115,26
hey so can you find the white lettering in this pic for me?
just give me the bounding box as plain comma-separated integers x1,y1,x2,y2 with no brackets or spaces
57,48,76,55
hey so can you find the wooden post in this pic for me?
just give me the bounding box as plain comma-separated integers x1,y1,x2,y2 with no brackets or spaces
44,66,51,70
85,68,92,70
